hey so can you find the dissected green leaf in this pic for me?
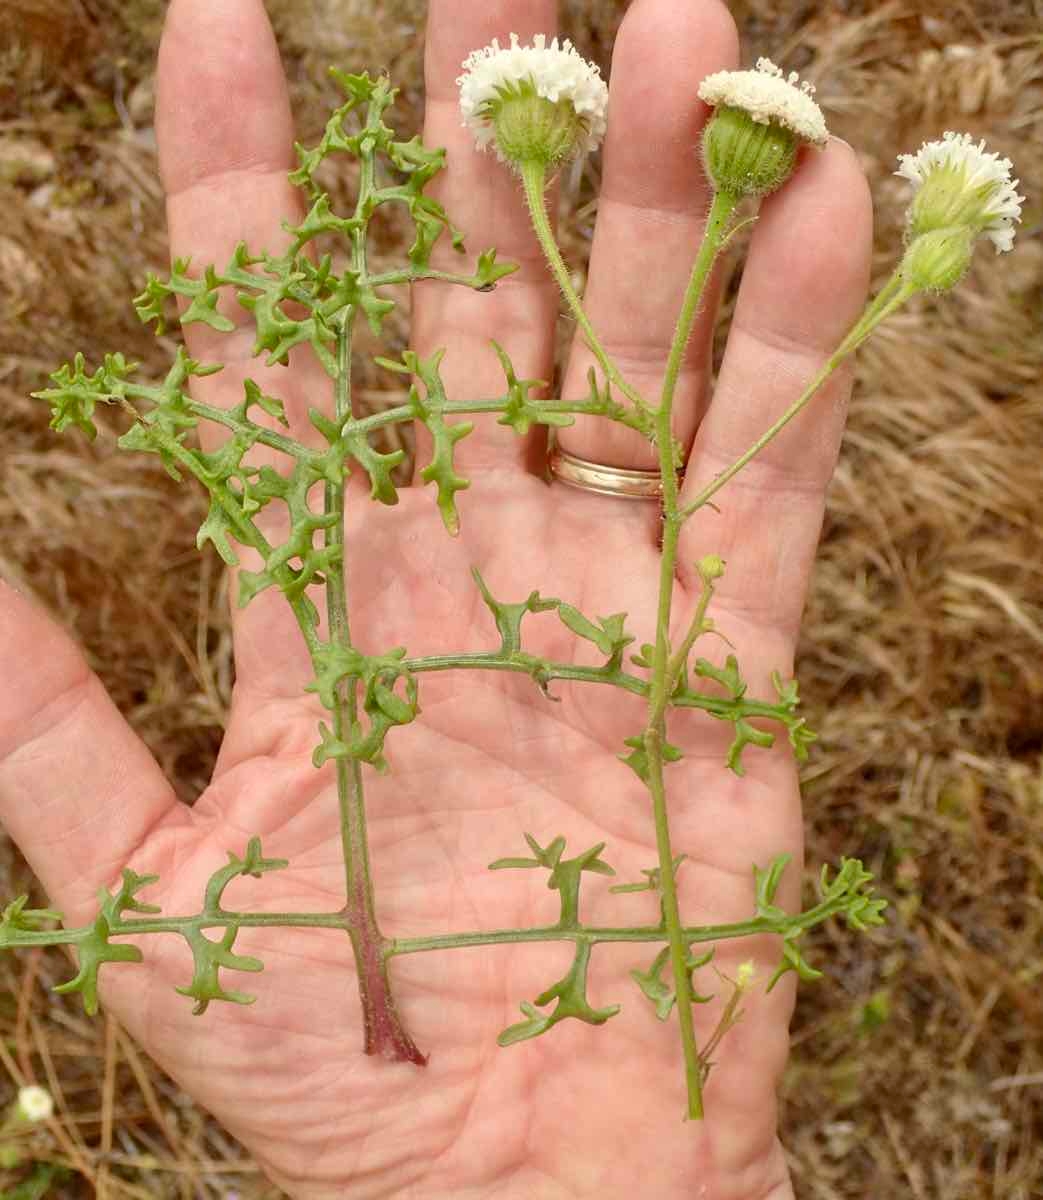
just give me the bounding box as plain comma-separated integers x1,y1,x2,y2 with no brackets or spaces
498,942,619,1047
820,858,888,931
766,938,824,992
630,642,656,669
101,869,162,923
176,925,265,1015
753,854,792,921
609,855,687,896
489,834,613,928
54,915,142,1016
471,568,559,656
725,719,776,776
630,947,675,1021
619,734,684,785
202,838,289,917
0,895,62,945
693,654,747,700
474,249,517,290
557,606,634,667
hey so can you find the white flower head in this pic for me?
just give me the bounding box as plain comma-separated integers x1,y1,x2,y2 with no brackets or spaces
458,34,609,167
896,131,1023,253
698,58,828,149
16,1085,54,1124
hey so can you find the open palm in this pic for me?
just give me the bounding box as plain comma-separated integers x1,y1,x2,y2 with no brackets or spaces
0,0,872,1197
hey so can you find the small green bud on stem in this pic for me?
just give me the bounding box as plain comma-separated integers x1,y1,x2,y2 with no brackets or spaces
900,226,975,293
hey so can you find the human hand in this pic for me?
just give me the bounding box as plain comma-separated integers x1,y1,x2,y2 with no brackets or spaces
0,0,870,1196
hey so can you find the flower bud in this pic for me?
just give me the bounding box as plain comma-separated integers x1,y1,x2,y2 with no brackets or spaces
698,59,827,199
735,960,757,991
697,554,726,584
899,226,975,293
458,34,608,171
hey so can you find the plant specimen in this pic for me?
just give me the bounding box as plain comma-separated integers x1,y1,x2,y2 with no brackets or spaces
5,30,1022,1135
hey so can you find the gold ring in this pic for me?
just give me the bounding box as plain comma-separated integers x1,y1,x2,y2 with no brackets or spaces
547,440,679,501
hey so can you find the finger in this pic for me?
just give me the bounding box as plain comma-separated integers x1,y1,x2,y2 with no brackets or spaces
158,0,298,374
411,0,560,476
156,0,329,737
157,0,337,441
557,0,738,477
678,139,873,662
0,583,192,927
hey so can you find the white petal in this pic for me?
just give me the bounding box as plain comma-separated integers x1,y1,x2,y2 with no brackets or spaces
698,58,828,147
896,131,1024,253
457,33,609,159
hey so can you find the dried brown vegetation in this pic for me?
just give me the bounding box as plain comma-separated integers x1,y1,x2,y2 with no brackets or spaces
1,0,1041,1196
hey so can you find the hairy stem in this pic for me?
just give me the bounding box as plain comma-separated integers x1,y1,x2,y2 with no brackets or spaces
645,187,739,1121
520,159,649,417
679,270,916,522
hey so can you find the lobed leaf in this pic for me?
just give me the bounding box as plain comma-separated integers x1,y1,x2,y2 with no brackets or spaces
176,925,265,1016
498,942,619,1047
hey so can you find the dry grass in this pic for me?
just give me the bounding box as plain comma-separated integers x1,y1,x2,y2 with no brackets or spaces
2,0,1042,1196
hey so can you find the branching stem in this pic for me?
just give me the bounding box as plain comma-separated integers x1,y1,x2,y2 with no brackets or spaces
645,187,739,1120
1,886,857,953
680,269,915,522
318,89,425,1064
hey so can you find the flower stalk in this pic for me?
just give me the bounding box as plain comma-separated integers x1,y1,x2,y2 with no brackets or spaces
519,158,649,416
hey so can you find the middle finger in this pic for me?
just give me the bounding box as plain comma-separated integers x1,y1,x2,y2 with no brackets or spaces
557,0,738,484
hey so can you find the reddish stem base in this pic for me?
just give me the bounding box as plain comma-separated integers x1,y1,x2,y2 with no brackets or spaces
350,917,427,1066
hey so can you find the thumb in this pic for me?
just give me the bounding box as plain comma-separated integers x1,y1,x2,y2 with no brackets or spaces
0,581,193,926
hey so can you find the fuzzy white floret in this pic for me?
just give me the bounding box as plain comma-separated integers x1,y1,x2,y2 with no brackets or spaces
458,33,609,157
17,1085,54,1123
698,57,828,147
896,130,1023,253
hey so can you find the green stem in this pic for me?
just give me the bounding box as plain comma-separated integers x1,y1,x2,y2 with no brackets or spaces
326,312,370,919
0,889,851,953
343,393,648,440
368,266,501,290
401,651,797,727
186,400,326,463
679,270,916,522
645,187,739,1121
520,159,649,417
116,401,321,658
316,93,425,1064
663,572,718,706
658,189,740,450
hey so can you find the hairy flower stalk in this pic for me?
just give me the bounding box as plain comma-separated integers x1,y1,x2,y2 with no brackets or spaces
458,34,650,417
